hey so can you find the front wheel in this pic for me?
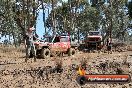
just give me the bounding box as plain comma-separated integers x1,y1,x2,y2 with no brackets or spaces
41,48,50,59
68,48,76,56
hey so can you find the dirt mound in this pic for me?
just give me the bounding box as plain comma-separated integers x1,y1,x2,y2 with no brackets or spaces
112,42,127,52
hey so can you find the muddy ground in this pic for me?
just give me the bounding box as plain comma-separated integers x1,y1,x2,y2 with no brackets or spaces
0,45,132,88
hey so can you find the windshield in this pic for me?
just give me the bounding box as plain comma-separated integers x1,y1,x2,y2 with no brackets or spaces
44,36,60,43
44,37,53,42
60,37,69,42
89,32,100,35
44,36,69,43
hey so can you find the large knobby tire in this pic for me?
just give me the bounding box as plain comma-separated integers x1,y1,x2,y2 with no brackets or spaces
68,48,76,56
76,76,86,85
41,48,50,59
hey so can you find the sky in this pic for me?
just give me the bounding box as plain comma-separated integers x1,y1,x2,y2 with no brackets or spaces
36,0,69,39
62,0,68,2
36,10,48,39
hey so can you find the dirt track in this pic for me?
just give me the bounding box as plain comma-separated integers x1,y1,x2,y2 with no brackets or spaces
0,46,132,88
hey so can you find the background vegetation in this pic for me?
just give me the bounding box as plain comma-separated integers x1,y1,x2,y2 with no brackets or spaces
0,0,132,46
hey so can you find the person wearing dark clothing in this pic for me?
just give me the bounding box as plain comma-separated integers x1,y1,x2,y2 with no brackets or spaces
24,27,38,62
107,38,112,54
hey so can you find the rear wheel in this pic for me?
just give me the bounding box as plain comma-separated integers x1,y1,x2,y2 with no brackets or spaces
41,48,50,59
68,48,76,56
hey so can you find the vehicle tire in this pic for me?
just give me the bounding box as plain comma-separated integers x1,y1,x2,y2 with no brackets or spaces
41,48,50,59
76,76,86,85
68,48,76,56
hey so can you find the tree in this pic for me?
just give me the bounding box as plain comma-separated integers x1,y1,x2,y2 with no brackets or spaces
0,0,41,46
127,1,132,19
46,0,100,35
96,0,130,42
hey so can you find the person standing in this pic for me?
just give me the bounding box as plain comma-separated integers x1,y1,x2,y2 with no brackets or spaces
107,38,112,54
24,26,38,62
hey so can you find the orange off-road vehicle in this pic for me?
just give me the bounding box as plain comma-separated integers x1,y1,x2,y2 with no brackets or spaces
33,34,77,59
84,31,103,50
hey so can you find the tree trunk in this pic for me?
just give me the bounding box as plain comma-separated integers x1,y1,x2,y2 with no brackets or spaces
51,0,56,35
12,32,17,47
75,0,80,43
41,0,46,33
27,0,30,28
109,0,112,43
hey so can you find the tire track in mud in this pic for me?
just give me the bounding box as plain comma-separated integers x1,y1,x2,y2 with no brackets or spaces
0,57,131,88
0,46,132,88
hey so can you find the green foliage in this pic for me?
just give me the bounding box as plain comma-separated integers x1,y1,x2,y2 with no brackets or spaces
0,0,40,46
77,6,100,33
97,0,130,41
46,1,100,34
0,0,131,46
